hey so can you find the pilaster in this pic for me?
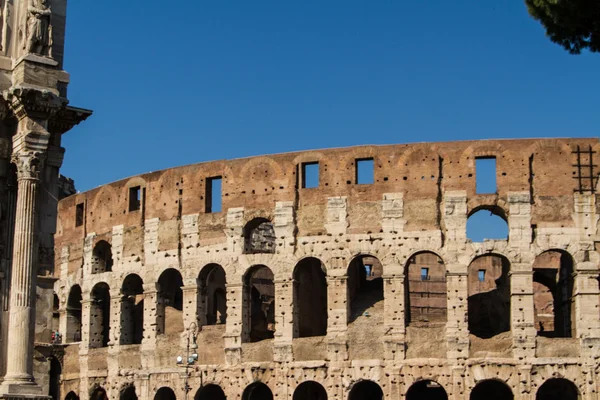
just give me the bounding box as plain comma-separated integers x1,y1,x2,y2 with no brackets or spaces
223,282,243,365
383,272,406,361
273,278,293,362
510,263,536,359
326,275,348,361
446,263,469,360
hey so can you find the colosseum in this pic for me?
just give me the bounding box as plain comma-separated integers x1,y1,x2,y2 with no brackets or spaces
48,137,600,400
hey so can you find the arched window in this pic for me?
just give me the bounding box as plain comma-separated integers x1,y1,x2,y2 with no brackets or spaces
533,250,575,337
90,387,108,400
157,269,183,336
120,385,138,400
195,384,226,400
405,252,447,326
293,381,327,400
470,380,513,400
406,380,448,400
154,388,176,400
347,255,383,323
243,265,275,342
66,286,82,343
52,293,60,336
120,274,144,345
242,382,273,400
92,241,113,274
65,392,79,400
244,218,276,254
536,378,579,400
198,264,227,326
467,207,508,242
348,380,383,400
89,283,111,348
468,255,511,338
293,258,327,337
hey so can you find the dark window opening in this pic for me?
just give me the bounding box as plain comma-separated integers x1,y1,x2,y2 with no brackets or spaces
478,270,486,282
90,283,111,348
293,258,327,338
120,274,144,345
536,378,578,400
348,255,383,323
157,268,184,336
301,162,319,189
76,203,84,227
244,265,275,343
198,264,227,326
92,241,113,274
242,382,273,400
244,218,276,254
348,380,383,400
406,380,448,400
356,158,374,184
129,186,141,212
405,252,447,326
475,157,497,194
470,380,513,400
66,285,82,343
421,268,429,281
206,177,222,213
293,381,328,400
120,386,138,400
154,388,176,400
196,385,226,400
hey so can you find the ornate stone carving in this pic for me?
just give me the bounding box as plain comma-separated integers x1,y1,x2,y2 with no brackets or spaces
25,0,52,57
11,151,44,180
4,87,66,120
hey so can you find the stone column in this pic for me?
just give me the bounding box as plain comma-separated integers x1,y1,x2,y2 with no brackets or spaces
383,272,406,361
1,151,45,389
109,288,122,346
273,278,293,362
142,283,159,345
223,282,243,365
326,275,348,361
446,263,469,360
510,264,536,359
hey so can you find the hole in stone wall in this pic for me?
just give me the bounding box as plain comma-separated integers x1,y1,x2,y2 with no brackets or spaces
244,218,276,254
301,162,319,189
154,387,176,400
468,255,511,339
466,207,508,242
244,265,275,343
536,378,578,400
348,380,383,400
198,264,227,326
65,391,79,400
91,241,113,274
129,186,141,212
120,385,138,400
405,252,447,327
120,274,144,345
475,157,497,194
470,380,513,400
206,177,222,213
242,382,273,400
91,387,108,400
293,381,327,400
406,380,448,400
195,385,226,400
157,269,184,336
76,203,84,227
90,283,111,348
533,250,575,338
49,357,61,400
356,158,374,184
348,255,383,324
66,285,82,343
293,258,327,338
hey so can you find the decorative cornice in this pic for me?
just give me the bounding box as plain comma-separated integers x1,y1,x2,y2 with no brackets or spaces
3,86,68,121
48,105,93,135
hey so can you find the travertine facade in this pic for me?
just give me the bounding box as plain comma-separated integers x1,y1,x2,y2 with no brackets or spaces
52,138,600,400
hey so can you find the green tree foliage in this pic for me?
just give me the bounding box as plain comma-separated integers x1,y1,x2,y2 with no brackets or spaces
526,0,600,54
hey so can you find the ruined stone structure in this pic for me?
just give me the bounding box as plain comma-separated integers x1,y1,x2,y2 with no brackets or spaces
52,138,600,400
0,0,91,399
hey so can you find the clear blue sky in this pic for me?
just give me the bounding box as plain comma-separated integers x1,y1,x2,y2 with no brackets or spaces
62,0,599,199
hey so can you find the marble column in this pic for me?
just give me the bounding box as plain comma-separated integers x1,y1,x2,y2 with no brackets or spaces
2,151,44,387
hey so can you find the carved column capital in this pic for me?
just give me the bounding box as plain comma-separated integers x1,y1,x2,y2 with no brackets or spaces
11,151,45,181
3,87,67,121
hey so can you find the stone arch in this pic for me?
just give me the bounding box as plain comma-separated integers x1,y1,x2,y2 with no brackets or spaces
120,385,138,400
467,205,509,242
404,251,447,326
347,254,383,323
533,249,575,337
90,387,108,400
293,257,327,338
293,381,327,400
157,268,184,335
120,274,144,345
91,240,113,274
242,382,273,400
468,254,511,338
470,379,513,400
65,391,79,400
347,380,383,400
244,218,276,254
406,380,448,400
536,378,580,400
154,387,176,400
66,285,82,343
89,283,111,348
49,357,62,400
198,263,227,326
243,265,275,342
195,384,226,400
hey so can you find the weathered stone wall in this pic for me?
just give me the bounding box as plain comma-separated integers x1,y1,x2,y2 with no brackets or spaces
53,138,600,400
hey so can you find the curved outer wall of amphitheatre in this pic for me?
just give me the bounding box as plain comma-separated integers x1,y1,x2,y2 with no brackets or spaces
54,138,600,400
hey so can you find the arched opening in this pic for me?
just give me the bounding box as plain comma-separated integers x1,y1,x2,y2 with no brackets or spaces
533,250,575,337
92,241,113,274
347,255,383,323
90,387,108,400
154,387,176,400
243,265,275,342
157,268,183,335
470,380,513,400
49,357,62,400
405,252,447,326
66,285,82,343
195,384,226,400
120,386,138,400
468,254,511,339
467,207,508,242
65,392,79,400
244,218,276,254
406,380,448,400
242,382,273,400
293,258,327,337
120,274,144,345
348,380,383,400
52,293,60,338
89,283,111,348
293,381,327,400
536,378,579,400
198,264,227,326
